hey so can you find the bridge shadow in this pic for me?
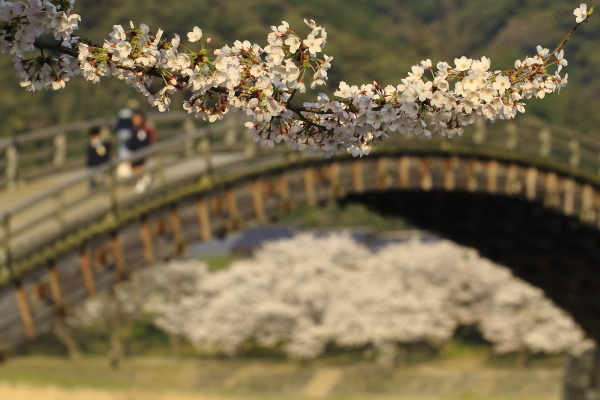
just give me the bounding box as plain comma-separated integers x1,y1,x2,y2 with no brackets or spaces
345,190,600,342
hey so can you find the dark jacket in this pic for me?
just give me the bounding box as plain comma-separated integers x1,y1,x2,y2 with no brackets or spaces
126,125,154,152
87,139,112,167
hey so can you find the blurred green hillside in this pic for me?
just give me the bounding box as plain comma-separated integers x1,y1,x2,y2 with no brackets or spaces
0,0,597,137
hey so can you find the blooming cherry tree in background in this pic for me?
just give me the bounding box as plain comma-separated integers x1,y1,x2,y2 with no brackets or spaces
68,260,209,365
71,233,591,364
68,284,141,367
478,279,594,358
373,240,513,327
0,1,594,157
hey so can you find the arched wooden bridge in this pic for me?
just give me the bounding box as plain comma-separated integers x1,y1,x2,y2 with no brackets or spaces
1,114,600,349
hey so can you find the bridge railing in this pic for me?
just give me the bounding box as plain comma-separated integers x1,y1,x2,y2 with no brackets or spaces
383,117,600,182
0,111,248,190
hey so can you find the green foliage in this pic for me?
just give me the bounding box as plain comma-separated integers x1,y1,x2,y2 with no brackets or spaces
280,202,413,230
202,254,246,272
0,0,597,137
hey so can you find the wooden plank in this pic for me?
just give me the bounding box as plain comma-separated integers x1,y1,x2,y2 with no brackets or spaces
79,248,95,297
352,160,364,193
111,233,124,272
466,160,477,192
197,200,212,241
252,180,265,221
563,178,575,216
398,157,410,189
226,189,239,231
279,173,289,201
525,167,538,200
304,167,316,206
376,158,390,190
505,164,520,195
595,192,600,229
140,220,155,265
443,158,455,191
420,158,432,191
169,208,181,239
277,172,291,214
47,264,62,304
580,184,594,222
329,162,340,199
486,160,498,194
544,172,559,208
15,284,35,338
226,190,238,217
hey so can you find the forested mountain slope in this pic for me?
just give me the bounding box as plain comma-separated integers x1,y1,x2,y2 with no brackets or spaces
0,0,597,137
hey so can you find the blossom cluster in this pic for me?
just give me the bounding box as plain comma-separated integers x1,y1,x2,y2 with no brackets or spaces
0,0,79,55
70,233,594,363
0,0,80,89
0,1,593,157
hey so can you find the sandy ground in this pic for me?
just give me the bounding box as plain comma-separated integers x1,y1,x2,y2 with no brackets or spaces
0,382,234,400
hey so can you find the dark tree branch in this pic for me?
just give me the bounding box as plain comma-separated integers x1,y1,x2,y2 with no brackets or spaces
290,109,328,130
34,39,78,57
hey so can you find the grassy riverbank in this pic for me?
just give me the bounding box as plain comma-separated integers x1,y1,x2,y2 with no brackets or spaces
0,352,563,400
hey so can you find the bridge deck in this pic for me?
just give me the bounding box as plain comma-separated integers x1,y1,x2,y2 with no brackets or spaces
0,169,84,213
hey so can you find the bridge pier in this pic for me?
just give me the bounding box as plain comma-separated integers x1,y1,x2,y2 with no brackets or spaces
139,219,155,265
47,263,62,304
197,200,212,241
304,167,316,206
111,232,124,272
251,179,265,221
328,162,341,199
169,208,181,241
352,160,364,193
563,349,600,399
79,248,96,297
14,283,34,338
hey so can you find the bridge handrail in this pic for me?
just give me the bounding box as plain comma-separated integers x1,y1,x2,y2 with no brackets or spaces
0,126,210,220
0,111,191,148
0,111,244,189
384,117,600,177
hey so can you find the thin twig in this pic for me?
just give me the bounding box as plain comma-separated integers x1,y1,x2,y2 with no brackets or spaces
511,21,584,83
545,21,583,63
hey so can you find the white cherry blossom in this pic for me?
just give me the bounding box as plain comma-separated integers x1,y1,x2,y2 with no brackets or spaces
68,234,595,362
0,2,593,158
187,26,202,42
574,3,588,23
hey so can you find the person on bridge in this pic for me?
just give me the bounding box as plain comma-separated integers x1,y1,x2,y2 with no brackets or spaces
115,99,142,159
126,110,156,193
86,126,112,190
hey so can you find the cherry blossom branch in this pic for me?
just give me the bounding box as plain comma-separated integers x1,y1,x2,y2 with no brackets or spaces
0,1,594,157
